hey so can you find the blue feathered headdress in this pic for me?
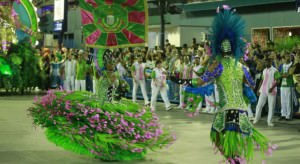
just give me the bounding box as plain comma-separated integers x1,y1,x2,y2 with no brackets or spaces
210,5,246,60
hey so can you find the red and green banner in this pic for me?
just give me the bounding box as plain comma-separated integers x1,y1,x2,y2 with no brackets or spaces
79,0,148,48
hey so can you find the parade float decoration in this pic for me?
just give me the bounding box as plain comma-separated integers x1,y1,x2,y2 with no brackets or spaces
29,0,176,161
0,0,39,55
29,90,176,161
0,0,42,94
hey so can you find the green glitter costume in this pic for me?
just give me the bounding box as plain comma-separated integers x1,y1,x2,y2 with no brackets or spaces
209,57,274,163
28,49,176,161
171,6,277,163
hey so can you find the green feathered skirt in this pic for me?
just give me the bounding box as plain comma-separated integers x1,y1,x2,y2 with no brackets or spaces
28,90,176,161
210,109,276,163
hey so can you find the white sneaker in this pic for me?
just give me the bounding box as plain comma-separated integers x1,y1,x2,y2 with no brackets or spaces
203,109,209,113
166,106,173,111
208,109,215,114
268,123,274,127
177,105,184,109
253,120,258,124
249,117,254,121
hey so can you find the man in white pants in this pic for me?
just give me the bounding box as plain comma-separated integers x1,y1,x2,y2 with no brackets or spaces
279,54,293,121
150,60,172,111
64,53,76,91
131,56,150,105
75,50,87,91
254,58,280,127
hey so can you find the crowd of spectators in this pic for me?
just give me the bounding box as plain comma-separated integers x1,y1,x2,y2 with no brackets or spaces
39,37,300,124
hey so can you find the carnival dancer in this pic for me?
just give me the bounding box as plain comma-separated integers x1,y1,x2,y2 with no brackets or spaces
253,58,280,126
150,60,173,111
29,49,175,161
116,57,127,79
75,50,88,91
131,55,150,105
64,52,76,91
178,56,191,109
290,51,300,118
189,55,205,114
171,6,276,163
279,54,294,120
50,53,65,89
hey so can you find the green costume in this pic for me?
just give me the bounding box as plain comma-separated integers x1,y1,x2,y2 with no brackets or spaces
171,6,277,163
29,49,175,161
210,58,273,163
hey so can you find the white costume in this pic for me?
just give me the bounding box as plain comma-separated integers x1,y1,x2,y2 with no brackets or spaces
131,61,150,105
280,62,293,119
117,62,127,79
254,66,278,126
150,67,171,111
64,59,76,91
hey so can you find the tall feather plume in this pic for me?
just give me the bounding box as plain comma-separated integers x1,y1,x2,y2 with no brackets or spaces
210,6,246,61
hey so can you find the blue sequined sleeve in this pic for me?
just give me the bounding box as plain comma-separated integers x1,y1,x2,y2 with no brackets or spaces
183,83,215,97
242,66,255,88
243,84,257,104
200,63,224,83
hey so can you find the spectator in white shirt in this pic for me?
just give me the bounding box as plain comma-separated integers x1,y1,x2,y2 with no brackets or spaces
131,56,150,105
150,60,173,111
64,53,76,91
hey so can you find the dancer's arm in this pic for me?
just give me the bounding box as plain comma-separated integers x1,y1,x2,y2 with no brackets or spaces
193,66,206,77
195,60,223,87
242,66,255,89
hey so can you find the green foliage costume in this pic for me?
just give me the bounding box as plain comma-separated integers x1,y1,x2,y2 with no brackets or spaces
28,49,175,161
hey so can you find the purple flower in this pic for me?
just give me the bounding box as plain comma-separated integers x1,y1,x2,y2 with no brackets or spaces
144,132,152,139
107,129,113,134
120,118,128,126
79,125,88,134
92,114,100,121
155,129,163,136
34,96,39,103
65,100,71,110
131,148,143,153
96,108,103,113
129,127,135,132
126,112,133,117
265,147,273,156
104,111,110,117
135,134,141,140
84,109,88,116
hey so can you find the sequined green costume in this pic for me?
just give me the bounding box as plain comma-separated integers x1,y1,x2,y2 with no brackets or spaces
209,57,274,163
28,50,176,161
